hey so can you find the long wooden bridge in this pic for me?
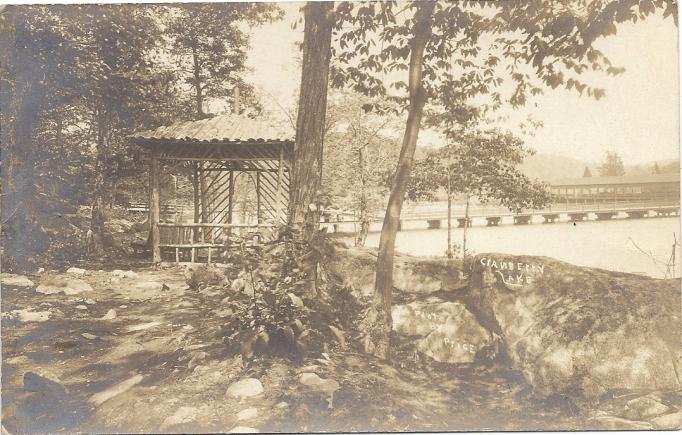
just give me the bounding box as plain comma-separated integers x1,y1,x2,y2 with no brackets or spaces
319,200,680,233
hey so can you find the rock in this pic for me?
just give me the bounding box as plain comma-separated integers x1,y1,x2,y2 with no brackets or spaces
228,426,259,434
236,407,258,421
135,281,162,290
2,274,35,288
81,333,97,340
227,378,263,398
119,305,128,309
288,293,304,308
37,267,45,273
19,372,89,432
624,396,670,419
7,309,50,323
328,325,346,349
89,374,143,406
125,321,161,332
275,401,289,409
651,411,682,429
24,372,66,394
466,254,682,401
84,298,96,305
123,270,139,279
66,267,86,275
230,278,246,292
65,279,93,294
160,406,197,430
75,305,88,310
392,301,492,364
101,309,117,320
591,414,653,430
329,248,455,297
187,351,207,370
111,270,126,278
299,372,340,394
215,308,233,318
36,277,92,295
393,301,468,337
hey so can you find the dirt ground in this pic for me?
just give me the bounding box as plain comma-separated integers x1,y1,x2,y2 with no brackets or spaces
0,264,632,433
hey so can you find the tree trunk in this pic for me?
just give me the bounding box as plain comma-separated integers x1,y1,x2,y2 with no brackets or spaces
192,163,200,241
1,8,49,270
446,169,453,258
355,147,370,247
191,42,205,119
462,193,470,259
288,1,334,236
364,1,435,359
90,113,108,256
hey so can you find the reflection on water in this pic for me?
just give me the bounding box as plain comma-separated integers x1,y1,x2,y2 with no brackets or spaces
355,217,681,279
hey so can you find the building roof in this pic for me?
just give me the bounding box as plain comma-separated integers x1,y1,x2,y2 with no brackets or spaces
552,172,680,187
129,113,295,144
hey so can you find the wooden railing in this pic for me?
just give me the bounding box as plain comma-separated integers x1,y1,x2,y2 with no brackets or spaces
156,222,275,263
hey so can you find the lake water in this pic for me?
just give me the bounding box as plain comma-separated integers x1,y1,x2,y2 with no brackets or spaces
353,217,681,279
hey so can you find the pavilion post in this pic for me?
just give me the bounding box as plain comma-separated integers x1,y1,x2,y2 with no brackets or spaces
276,146,284,223
256,171,262,225
199,163,209,242
228,170,235,224
149,157,161,262
192,163,200,241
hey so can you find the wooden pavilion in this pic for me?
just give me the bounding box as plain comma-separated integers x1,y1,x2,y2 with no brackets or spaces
129,114,294,263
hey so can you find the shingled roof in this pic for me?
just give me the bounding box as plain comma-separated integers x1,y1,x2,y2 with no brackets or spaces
130,113,295,144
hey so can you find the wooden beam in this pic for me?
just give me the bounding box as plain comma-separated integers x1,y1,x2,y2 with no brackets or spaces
256,171,261,225
276,147,284,223
150,157,161,262
228,170,235,224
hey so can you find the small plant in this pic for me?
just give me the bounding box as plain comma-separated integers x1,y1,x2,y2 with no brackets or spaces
219,225,361,361
185,265,226,290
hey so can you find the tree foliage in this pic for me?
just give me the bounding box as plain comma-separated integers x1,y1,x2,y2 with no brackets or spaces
409,129,550,212
166,3,283,118
598,151,626,176
323,92,401,246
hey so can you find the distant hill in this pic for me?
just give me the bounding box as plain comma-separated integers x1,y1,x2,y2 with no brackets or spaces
521,153,679,183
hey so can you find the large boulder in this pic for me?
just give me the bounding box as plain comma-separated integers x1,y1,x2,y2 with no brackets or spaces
330,248,464,297
461,254,681,404
392,300,493,363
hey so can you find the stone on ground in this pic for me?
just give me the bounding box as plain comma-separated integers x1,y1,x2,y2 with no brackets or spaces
2,274,35,288
160,406,198,430
299,372,340,394
227,378,263,398
89,374,143,406
624,396,670,420
236,407,258,421
135,281,162,290
101,309,117,320
36,276,93,295
651,411,682,429
288,293,304,308
6,309,50,323
66,267,86,275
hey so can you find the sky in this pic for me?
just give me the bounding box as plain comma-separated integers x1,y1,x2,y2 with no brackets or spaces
246,2,679,165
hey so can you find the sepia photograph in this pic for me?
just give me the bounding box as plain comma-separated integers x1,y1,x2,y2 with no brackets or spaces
0,0,680,433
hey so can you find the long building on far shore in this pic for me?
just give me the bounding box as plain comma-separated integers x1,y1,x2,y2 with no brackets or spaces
550,172,680,203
